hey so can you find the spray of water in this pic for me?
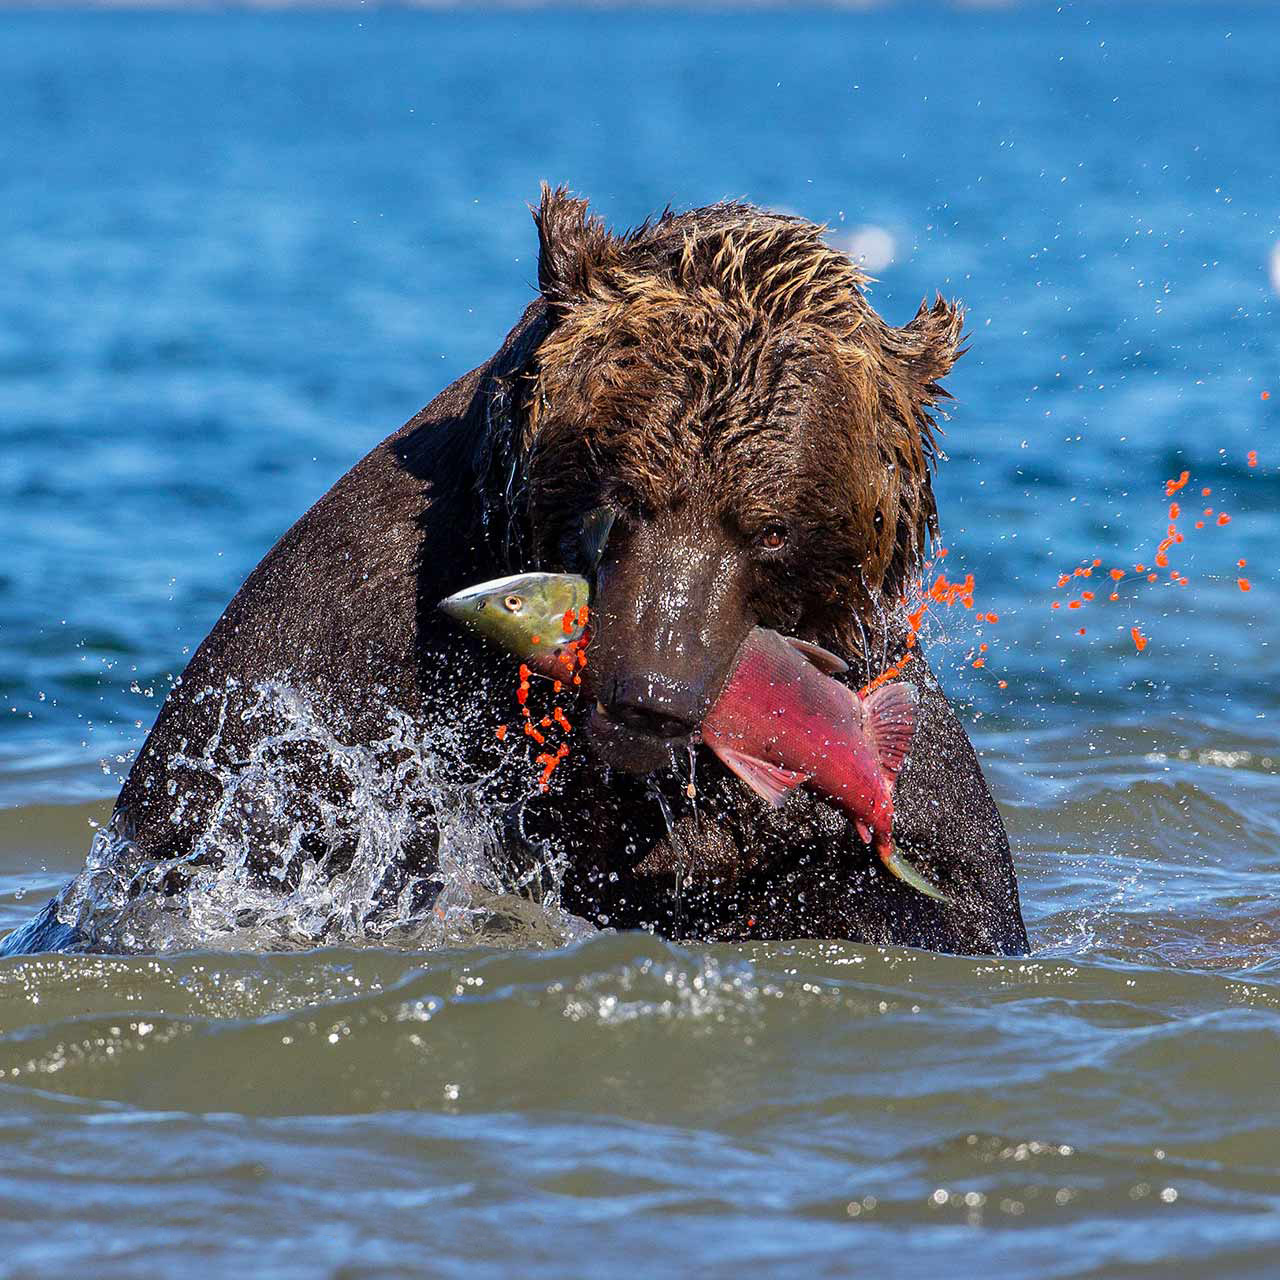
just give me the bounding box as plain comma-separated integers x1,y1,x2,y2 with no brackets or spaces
51,680,596,954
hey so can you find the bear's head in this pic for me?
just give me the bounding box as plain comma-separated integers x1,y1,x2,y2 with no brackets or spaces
505,186,963,774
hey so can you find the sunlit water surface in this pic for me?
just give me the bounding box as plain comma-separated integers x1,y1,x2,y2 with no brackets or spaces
2,6,1278,1276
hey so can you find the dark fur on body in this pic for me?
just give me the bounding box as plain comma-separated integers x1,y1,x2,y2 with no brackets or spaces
16,188,1026,956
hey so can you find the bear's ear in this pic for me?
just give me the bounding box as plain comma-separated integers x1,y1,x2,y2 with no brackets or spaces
532,183,620,307
888,295,966,400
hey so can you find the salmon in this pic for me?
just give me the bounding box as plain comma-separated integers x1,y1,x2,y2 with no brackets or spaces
440,574,947,900
703,627,947,901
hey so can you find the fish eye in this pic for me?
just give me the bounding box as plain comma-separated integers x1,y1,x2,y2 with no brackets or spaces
503,594,524,613
757,524,788,551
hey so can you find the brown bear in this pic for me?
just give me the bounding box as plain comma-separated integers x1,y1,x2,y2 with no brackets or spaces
9,187,1027,957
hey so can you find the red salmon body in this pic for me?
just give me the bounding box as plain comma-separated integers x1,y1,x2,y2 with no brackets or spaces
701,627,921,881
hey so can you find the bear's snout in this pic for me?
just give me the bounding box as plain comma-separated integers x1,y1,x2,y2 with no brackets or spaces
585,506,748,773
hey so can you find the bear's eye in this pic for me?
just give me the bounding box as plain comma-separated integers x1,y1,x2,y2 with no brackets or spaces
757,524,788,551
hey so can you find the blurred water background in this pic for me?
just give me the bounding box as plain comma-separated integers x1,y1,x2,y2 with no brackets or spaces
1,4,1279,1275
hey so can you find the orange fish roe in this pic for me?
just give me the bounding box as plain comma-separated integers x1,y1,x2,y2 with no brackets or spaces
1068,599,1082,610
495,724,508,741
1263,391,1271,400
1202,487,1211,497
998,680,1008,689
1194,521,1205,529
1238,558,1247,568
972,658,986,668
1051,600,1061,610
1147,573,1158,582
1077,627,1086,636
1217,513,1231,526
1081,591,1095,601
984,612,999,624
524,722,545,745
1109,568,1124,581
530,634,542,645
1135,563,1146,573
1131,627,1148,652
562,609,576,635
1169,502,1181,520
1239,578,1252,592
1109,592,1119,601
1165,471,1190,497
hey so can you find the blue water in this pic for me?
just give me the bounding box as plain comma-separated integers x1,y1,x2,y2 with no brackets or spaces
2,6,1279,1276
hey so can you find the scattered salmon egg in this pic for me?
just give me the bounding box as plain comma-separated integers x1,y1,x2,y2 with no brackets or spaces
1147,573,1158,582
1217,513,1231,526
972,658,985,668
1131,627,1148,652
1195,521,1205,529
530,634,542,645
979,642,988,652
495,724,508,741
1082,591,1095,601
984,612,999,623
1109,568,1124,580
1068,600,1081,610
1109,592,1119,601
1051,601,1061,610
1135,563,1146,573
1202,487,1211,497
1247,451,1258,468
1238,558,1247,568
998,680,1008,689
1169,503,1180,520
1239,578,1252,592
1077,627,1086,635
1263,391,1271,400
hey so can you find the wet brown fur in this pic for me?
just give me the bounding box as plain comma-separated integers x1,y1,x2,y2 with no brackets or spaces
509,185,965,650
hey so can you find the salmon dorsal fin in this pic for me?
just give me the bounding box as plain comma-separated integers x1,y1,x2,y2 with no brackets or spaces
711,744,808,808
783,636,849,675
860,681,919,789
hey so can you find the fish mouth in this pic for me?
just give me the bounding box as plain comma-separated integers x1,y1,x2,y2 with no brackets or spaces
587,701,699,774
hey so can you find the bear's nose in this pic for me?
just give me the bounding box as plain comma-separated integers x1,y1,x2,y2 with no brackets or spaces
603,675,700,741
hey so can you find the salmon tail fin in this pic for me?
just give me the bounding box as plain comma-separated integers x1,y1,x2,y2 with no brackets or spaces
880,839,950,903
710,744,808,808
861,681,918,790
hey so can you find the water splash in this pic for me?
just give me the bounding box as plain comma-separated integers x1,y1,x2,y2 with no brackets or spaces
50,680,594,954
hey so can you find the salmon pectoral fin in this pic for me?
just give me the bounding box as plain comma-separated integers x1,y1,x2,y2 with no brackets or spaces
782,636,849,676
861,681,919,789
711,745,808,808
